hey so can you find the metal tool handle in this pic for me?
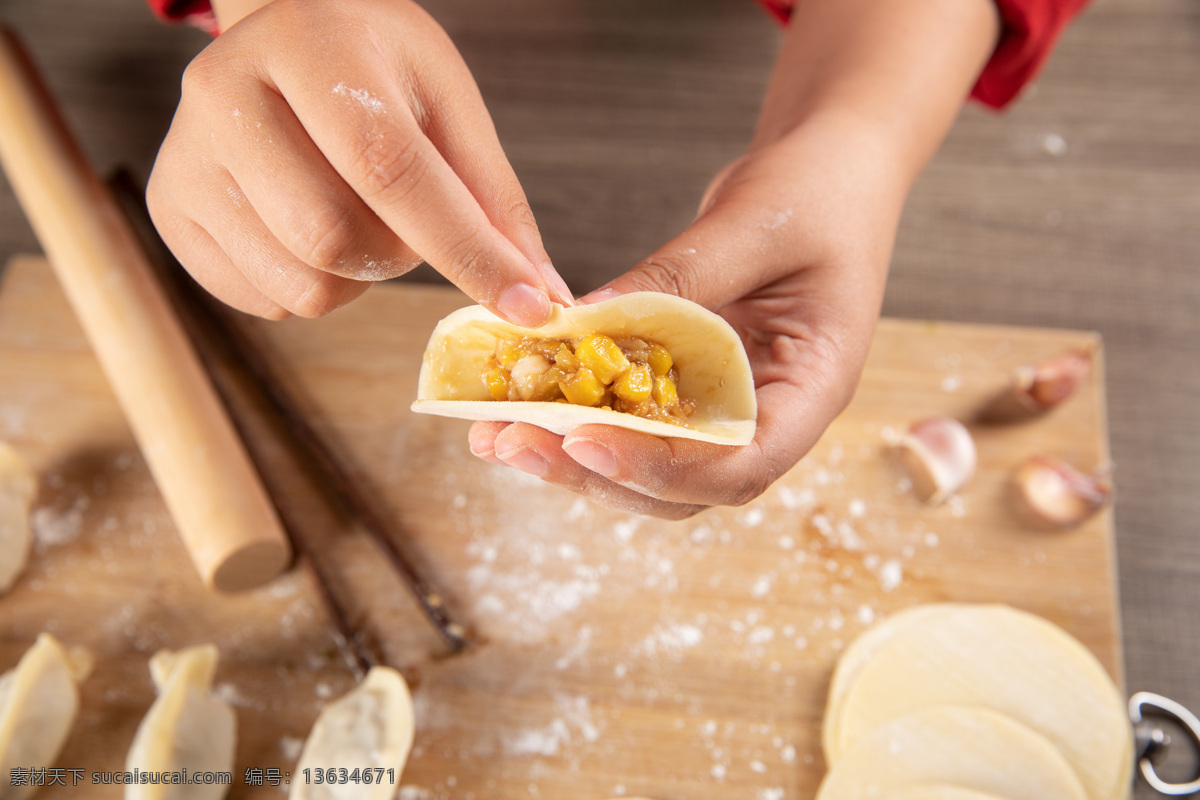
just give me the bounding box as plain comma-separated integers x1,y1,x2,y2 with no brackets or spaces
1131,691,1200,796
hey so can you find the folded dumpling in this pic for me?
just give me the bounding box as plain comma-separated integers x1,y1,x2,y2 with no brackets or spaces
125,645,235,800
0,443,37,595
412,293,757,445
0,634,93,800
290,667,414,800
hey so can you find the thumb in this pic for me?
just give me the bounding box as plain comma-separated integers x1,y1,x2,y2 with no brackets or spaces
581,193,800,311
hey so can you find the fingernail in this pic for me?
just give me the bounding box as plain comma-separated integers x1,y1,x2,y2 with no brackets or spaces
498,283,552,327
579,287,622,306
563,437,617,477
469,443,494,459
496,445,548,477
540,263,575,306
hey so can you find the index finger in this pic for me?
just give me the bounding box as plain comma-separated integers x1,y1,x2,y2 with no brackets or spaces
269,59,557,326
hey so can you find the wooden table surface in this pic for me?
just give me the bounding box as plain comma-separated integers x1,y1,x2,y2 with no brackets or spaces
1,0,1199,794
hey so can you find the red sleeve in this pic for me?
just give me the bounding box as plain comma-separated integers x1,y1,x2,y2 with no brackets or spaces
145,0,218,36
751,0,1091,109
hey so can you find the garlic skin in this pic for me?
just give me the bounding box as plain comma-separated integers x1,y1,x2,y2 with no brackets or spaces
896,417,977,505
979,349,1093,423
1011,456,1113,529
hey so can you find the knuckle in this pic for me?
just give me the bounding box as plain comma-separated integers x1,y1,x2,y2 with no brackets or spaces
436,231,488,283
286,273,349,319
729,454,775,507
627,255,699,300
145,173,171,226
503,195,541,236
293,204,357,271
180,50,227,100
350,132,427,204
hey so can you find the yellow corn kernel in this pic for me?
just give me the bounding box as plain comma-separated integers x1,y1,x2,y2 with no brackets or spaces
484,367,509,401
554,343,580,370
647,343,673,377
612,363,653,402
560,368,606,407
574,334,630,384
652,375,679,408
496,339,523,369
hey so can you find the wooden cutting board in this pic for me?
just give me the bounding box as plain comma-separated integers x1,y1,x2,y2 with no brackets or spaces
0,254,1121,799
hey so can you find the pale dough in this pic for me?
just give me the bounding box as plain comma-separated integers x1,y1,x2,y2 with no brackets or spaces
821,603,951,760
125,645,236,800
290,666,414,800
0,634,92,800
411,293,757,445
0,443,36,595
828,604,1131,800
885,784,1009,800
816,706,1087,800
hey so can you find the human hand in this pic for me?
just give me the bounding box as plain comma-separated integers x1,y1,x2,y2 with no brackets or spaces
466,0,998,518
468,116,908,518
147,0,570,323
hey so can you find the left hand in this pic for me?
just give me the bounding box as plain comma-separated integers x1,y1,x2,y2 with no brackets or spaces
467,114,908,518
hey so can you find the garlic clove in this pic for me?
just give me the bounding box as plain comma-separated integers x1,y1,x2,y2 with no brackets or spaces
1019,349,1093,410
896,417,977,505
1011,456,1113,529
978,349,1093,423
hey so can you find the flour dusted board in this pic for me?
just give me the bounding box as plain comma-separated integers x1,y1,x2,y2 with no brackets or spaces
0,256,1121,799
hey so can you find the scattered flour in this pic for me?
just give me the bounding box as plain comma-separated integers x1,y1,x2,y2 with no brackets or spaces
31,498,88,548
279,736,304,761
331,81,387,114
637,623,704,658
507,695,601,757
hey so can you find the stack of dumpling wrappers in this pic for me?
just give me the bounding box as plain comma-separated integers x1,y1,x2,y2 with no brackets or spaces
816,603,1132,800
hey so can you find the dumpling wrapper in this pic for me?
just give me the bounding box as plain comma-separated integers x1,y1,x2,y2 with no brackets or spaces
125,644,235,800
829,604,1132,800
0,634,93,800
815,706,1086,800
411,293,757,445
822,604,955,761
0,442,37,595
884,785,1008,800
290,666,414,800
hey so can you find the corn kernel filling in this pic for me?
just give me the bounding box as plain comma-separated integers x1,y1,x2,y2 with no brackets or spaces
482,334,696,426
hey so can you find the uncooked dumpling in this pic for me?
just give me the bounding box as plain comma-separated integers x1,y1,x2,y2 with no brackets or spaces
125,645,235,800
0,443,37,595
828,604,1131,800
411,293,757,445
290,666,414,800
816,706,1086,800
0,634,93,800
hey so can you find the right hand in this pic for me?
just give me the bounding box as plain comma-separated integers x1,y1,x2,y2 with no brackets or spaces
148,0,571,322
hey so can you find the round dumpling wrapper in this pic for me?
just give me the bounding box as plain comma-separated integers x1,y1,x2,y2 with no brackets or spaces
829,604,1132,800
822,604,955,761
884,784,1010,800
816,706,1086,800
411,293,757,445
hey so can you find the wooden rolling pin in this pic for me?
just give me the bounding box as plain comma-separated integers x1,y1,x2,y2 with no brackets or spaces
0,27,291,591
